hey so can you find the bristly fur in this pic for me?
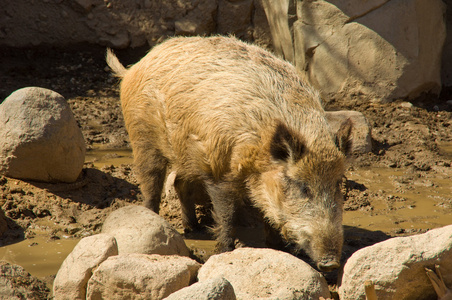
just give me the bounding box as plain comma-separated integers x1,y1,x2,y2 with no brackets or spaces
108,35,352,270
106,48,127,78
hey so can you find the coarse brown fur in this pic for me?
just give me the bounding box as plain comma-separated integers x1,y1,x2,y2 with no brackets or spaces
107,36,352,271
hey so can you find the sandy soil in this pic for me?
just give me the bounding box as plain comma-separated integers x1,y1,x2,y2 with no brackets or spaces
0,45,451,297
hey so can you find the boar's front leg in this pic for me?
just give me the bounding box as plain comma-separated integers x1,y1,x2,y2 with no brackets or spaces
174,177,207,233
204,180,240,252
134,147,168,213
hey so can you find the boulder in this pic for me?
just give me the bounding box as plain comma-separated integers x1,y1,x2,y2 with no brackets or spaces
0,87,86,183
86,253,201,300
293,0,446,102
101,205,190,256
338,225,452,300
163,277,236,300
53,233,118,300
325,110,372,153
198,248,331,300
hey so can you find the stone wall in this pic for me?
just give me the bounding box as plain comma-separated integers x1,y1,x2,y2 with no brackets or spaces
0,0,271,49
1,0,451,101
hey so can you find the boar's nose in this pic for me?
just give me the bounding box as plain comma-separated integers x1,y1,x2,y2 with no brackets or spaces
317,260,340,272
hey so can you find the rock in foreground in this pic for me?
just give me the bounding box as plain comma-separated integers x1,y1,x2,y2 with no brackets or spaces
86,254,201,300
338,225,452,299
198,247,330,300
101,205,190,256
53,234,118,300
163,276,236,300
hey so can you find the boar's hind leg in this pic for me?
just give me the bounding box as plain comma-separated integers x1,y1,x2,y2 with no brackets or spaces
205,181,239,252
174,177,205,233
135,148,168,213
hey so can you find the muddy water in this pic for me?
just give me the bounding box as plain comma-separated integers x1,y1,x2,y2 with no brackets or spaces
343,167,452,232
85,144,133,168
0,236,79,278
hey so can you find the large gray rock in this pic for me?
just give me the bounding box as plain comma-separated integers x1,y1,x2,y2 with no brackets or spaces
53,233,118,300
101,205,190,256
0,87,86,183
338,225,452,300
163,277,236,300
86,253,201,300
292,0,446,102
198,248,331,300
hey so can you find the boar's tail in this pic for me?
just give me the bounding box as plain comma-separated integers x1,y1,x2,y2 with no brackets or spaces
106,48,127,78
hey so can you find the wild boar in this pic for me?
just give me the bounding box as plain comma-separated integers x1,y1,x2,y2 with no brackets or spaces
106,36,352,272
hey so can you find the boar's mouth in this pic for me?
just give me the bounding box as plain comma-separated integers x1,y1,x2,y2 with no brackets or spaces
282,222,342,272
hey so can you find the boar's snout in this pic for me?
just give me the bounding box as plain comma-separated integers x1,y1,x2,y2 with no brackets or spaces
317,258,340,272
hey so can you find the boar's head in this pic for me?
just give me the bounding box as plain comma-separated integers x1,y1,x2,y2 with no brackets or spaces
250,118,352,272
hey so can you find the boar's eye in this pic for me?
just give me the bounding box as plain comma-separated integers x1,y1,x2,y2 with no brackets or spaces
300,185,310,195
284,177,310,197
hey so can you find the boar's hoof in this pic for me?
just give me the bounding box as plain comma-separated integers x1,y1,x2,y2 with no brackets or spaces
317,260,340,272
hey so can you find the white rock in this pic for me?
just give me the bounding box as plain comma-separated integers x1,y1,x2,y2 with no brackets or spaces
101,205,189,256
198,248,330,300
86,253,201,300
293,0,446,102
338,225,452,300
163,276,236,300
0,87,85,183
53,233,118,300
325,110,372,153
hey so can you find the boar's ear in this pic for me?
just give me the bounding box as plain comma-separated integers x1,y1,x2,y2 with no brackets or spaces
270,121,306,163
335,118,353,156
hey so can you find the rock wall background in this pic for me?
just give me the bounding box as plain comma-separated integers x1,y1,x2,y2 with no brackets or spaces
0,0,271,48
1,0,451,102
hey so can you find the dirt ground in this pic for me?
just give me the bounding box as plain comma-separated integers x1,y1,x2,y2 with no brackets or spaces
0,45,451,298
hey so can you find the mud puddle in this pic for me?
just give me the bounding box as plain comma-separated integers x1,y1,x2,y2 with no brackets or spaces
343,167,452,233
85,144,133,168
0,233,80,290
